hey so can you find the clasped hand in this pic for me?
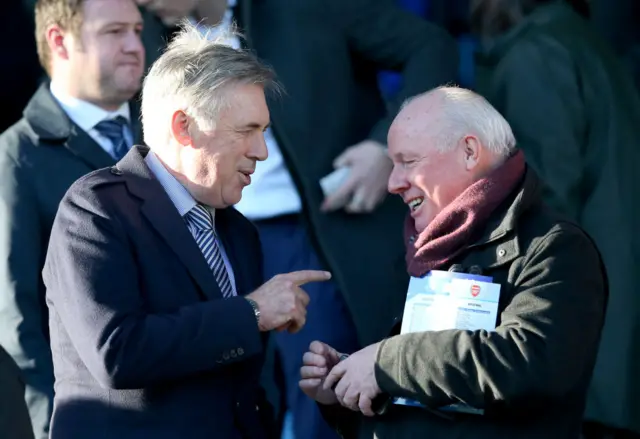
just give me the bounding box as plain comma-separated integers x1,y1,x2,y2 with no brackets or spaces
299,341,382,416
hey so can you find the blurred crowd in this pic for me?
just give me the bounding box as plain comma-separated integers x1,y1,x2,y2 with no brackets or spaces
0,1,639,439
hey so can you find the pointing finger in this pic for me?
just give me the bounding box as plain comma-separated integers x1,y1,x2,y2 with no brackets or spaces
284,270,332,286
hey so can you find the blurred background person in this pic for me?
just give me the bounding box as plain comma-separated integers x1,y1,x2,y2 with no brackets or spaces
470,0,640,437
0,0,145,437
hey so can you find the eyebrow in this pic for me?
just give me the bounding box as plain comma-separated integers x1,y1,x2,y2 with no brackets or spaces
242,122,271,130
101,20,144,28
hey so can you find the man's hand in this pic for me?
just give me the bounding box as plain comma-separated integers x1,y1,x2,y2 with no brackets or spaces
245,271,331,333
299,341,343,405
323,342,381,416
321,140,392,214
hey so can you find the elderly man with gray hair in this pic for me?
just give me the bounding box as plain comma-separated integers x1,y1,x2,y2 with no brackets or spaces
42,22,331,439
300,86,608,439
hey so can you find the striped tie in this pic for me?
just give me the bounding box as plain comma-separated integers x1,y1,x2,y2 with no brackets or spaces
94,116,131,160
184,205,235,298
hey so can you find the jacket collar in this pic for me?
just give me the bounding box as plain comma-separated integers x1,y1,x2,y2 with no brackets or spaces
114,145,251,299
23,82,142,170
465,167,542,268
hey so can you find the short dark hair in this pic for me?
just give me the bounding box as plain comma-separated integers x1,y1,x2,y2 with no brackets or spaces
35,0,86,75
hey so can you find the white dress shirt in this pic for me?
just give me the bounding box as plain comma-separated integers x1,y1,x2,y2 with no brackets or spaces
144,151,237,294
190,2,303,220
49,81,133,160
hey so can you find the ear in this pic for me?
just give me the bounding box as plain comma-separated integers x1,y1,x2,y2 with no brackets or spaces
170,110,194,146
46,25,70,61
461,135,482,171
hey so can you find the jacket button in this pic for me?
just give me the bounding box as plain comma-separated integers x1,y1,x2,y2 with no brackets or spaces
109,166,123,175
223,352,230,360
497,248,506,257
237,348,244,356
230,349,237,358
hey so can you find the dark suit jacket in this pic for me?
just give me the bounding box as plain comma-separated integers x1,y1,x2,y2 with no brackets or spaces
42,145,274,439
0,345,34,439
231,0,459,345
0,83,141,439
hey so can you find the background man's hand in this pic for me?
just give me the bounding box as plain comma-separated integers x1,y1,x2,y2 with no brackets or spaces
323,342,382,416
299,341,343,405
245,270,331,333
321,140,392,214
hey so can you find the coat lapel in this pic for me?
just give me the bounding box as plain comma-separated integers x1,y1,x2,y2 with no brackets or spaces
116,146,223,301
65,125,116,170
24,82,116,170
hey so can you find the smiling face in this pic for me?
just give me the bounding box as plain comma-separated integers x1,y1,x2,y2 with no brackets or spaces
168,83,271,208
387,95,493,233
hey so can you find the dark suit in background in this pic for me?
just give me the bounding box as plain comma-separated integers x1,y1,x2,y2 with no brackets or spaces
0,345,34,439
0,1,43,133
42,146,274,439
0,84,141,439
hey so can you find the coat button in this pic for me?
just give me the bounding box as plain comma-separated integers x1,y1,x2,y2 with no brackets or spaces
497,248,506,257
223,352,230,360
237,348,244,356
230,349,237,358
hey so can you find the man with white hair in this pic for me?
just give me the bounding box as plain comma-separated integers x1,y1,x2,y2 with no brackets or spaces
42,22,331,439
300,86,607,439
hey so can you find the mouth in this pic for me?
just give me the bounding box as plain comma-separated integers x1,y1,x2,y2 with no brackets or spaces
238,170,253,185
119,61,142,68
407,197,424,212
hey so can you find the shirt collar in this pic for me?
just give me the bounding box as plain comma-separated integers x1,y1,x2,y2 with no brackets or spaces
49,81,130,132
144,150,216,224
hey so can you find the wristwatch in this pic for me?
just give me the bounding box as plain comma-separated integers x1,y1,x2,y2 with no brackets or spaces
245,298,260,326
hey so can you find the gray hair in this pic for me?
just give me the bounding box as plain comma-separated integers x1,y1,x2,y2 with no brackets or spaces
403,86,516,158
140,20,281,147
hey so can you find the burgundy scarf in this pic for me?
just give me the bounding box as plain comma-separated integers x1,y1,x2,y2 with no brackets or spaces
404,150,526,277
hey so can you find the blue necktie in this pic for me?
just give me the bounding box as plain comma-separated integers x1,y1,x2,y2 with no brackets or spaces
94,116,131,160
184,204,235,298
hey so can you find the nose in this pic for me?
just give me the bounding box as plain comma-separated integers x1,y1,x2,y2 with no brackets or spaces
388,164,409,195
249,131,269,161
123,28,145,58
